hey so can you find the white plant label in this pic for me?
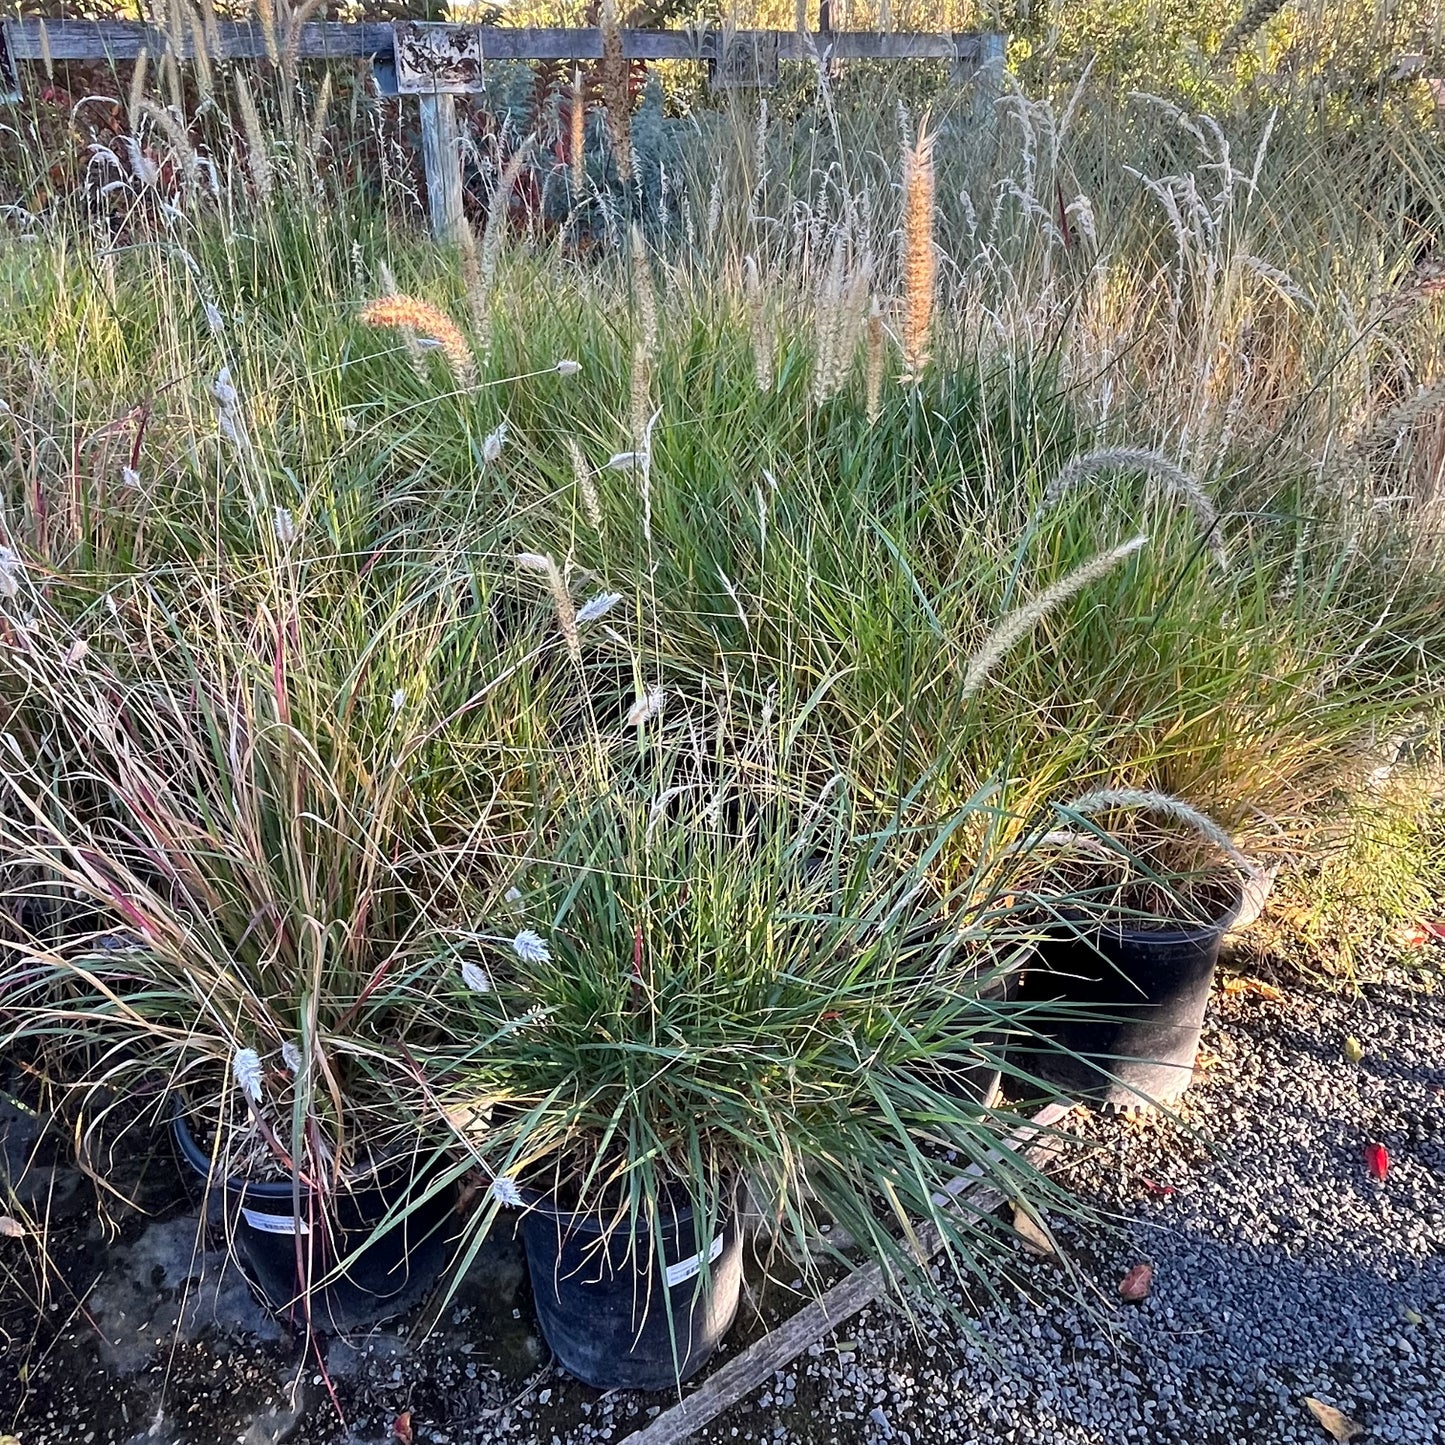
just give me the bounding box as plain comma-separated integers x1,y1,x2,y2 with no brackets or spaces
665,1234,724,1288
241,1206,310,1236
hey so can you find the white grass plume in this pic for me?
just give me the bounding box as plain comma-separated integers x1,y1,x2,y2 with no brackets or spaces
1060,788,1256,873
1043,447,1227,568
960,536,1148,701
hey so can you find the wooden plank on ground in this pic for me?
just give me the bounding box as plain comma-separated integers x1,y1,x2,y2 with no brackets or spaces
615,1099,1077,1445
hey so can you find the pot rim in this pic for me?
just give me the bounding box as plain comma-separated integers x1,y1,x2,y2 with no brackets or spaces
170,1096,435,1205
1055,869,1246,944
509,1175,734,1238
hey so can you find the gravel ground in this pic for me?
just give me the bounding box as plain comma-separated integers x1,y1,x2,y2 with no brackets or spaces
705,968,1445,1445
2,964,1442,1445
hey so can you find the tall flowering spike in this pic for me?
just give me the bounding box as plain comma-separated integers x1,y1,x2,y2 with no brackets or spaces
511,929,551,964
598,0,632,183
516,551,580,663
567,437,602,529
358,295,476,387
232,1046,264,1104
960,536,1149,702
569,65,586,192
1043,447,1227,569
900,120,937,382
866,296,886,422
744,256,774,393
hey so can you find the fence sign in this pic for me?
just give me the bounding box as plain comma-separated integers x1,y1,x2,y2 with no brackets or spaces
393,21,487,95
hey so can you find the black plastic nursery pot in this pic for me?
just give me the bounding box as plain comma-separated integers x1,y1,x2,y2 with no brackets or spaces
172,1108,457,1329
1013,881,1244,1109
517,1183,743,1391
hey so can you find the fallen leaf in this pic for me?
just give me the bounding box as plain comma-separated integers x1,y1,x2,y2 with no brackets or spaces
1303,1397,1363,1441
1119,1263,1153,1301
1394,923,1430,949
1141,1179,1177,1197
0,1217,24,1239
1364,1141,1390,1181
1011,1203,1057,1259
1342,1036,1364,1065
1402,1306,1424,1325
1222,976,1286,1002
392,1412,413,1445
1423,920,1445,942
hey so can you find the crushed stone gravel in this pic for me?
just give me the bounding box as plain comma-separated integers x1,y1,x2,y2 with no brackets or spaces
2,967,1440,1445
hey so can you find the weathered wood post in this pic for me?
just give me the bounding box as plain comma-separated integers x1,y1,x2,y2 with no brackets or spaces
393,20,485,245
417,92,465,243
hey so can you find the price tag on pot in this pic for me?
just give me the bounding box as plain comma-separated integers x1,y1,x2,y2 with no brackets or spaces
665,1233,724,1288
241,1206,310,1236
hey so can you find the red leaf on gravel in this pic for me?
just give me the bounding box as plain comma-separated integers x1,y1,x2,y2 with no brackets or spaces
392,1412,413,1444
1424,919,1445,942
1119,1263,1153,1301
1364,1142,1390,1181
1141,1179,1177,1197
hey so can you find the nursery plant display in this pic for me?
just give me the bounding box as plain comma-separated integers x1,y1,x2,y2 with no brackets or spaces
0,0,1441,1416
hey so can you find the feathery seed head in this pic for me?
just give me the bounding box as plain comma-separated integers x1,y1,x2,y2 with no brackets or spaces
1043,448,1227,569
960,536,1149,702
512,929,551,964
232,1046,264,1104
567,437,602,529
0,546,24,600
460,959,492,993
516,551,580,662
900,120,937,381
576,592,621,625
627,685,667,726
866,296,886,423
491,1175,525,1207
1062,789,1254,872
358,295,476,387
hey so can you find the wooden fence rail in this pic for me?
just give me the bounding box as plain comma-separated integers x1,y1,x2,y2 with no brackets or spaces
1,19,1004,241
3,20,1000,66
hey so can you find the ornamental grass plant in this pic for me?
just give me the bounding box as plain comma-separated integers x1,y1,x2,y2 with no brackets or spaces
0,6,1441,1344
415,735,1080,1306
